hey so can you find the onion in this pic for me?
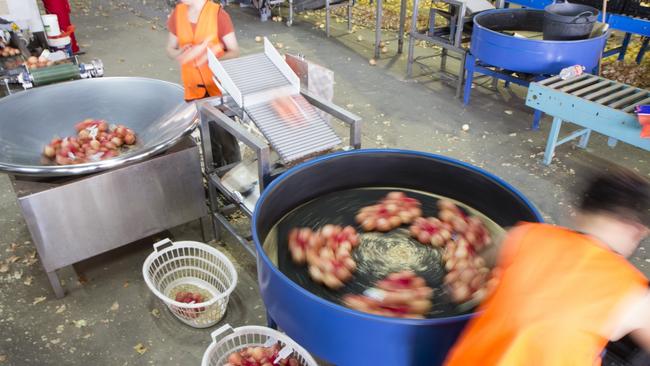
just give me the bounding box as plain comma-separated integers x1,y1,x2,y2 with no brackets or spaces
388,215,401,228
124,134,136,145
322,273,344,289
417,231,431,244
361,217,376,231
376,217,391,232
450,283,470,303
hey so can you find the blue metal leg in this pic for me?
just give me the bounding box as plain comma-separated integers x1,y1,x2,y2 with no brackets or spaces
267,311,278,329
532,109,542,130
463,54,476,106
578,129,591,148
618,33,632,61
637,37,649,64
504,81,511,89
607,137,618,148
543,117,563,165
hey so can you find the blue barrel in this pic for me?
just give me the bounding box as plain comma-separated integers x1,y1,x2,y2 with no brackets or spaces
252,149,543,366
471,8,609,74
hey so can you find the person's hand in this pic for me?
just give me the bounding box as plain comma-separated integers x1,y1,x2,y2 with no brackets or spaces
194,43,224,67
176,37,216,66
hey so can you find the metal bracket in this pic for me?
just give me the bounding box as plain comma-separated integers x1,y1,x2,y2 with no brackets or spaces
301,90,362,149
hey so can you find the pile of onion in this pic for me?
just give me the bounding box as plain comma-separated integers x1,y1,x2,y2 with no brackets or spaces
25,55,53,69
172,291,205,319
356,191,423,232
408,199,495,304
343,271,433,318
42,119,137,165
288,225,360,289
224,343,300,366
0,46,20,57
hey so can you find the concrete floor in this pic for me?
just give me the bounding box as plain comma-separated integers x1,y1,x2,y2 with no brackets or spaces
1,0,650,365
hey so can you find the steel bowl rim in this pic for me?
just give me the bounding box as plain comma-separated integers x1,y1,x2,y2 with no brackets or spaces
0,77,198,177
472,8,610,43
252,148,543,325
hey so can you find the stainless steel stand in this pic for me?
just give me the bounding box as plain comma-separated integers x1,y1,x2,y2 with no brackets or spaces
197,94,361,256
12,137,208,298
284,0,354,36
406,0,471,98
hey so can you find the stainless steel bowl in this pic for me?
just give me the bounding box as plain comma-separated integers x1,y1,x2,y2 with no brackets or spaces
0,77,198,176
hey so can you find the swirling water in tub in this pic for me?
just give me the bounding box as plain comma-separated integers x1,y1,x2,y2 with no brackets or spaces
262,187,505,318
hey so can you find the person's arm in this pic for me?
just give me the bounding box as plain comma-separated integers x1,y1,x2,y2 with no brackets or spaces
166,33,185,60
219,32,239,60
608,288,650,350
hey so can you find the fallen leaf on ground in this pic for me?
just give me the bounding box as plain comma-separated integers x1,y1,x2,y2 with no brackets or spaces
110,302,119,312
13,271,22,280
0,264,8,273
134,343,147,355
50,338,60,344
123,281,129,288
0,354,6,362
23,276,33,286
77,274,88,285
55,305,66,314
6,243,18,252
7,256,19,263
151,308,160,318
83,334,92,339
504,110,513,115
56,325,64,334
73,319,87,328
32,296,46,305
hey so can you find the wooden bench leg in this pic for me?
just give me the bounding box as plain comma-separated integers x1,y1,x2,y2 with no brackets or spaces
543,117,563,165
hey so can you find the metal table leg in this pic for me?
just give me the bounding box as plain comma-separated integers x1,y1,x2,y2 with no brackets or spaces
462,54,476,105
326,0,331,37
617,32,632,61
406,0,420,77
397,0,407,54
47,270,65,298
347,1,353,31
288,0,294,26
636,37,649,64
532,109,543,130
375,0,382,59
543,117,563,165
455,51,466,98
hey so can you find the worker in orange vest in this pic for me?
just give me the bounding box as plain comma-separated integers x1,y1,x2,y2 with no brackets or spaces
445,167,650,366
166,0,241,166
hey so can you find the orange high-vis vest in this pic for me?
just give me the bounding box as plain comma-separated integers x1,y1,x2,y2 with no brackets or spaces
445,223,648,366
176,2,222,101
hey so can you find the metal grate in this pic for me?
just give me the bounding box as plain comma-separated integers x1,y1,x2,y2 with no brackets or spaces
246,95,341,163
220,54,292,96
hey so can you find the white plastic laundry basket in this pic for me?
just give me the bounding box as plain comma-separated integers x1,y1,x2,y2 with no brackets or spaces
142,238,237,328
201,325,318,366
